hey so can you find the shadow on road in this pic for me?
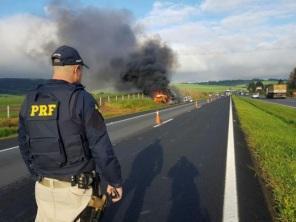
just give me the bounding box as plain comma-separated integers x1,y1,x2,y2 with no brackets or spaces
167,156,210,222
0,177,36,222
102,139,164,222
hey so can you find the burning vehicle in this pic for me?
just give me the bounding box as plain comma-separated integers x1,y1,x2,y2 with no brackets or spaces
153,92,169,103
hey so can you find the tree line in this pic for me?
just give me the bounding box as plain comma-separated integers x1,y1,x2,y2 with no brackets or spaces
247,67,296,94
288,67,296,90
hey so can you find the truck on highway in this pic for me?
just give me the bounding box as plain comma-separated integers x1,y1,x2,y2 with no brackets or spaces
266,84,287,98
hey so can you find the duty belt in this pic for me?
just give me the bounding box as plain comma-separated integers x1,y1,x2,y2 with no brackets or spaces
39,172,96,189
40,177,71,188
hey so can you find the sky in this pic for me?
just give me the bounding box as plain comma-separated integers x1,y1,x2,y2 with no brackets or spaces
0,0,296,82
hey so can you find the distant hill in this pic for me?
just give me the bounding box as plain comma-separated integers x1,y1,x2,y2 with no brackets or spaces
198,80,251,86
0,78,48,95
196,79,286,86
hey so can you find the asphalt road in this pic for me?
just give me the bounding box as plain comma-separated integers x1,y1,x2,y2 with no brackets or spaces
0,98,271,222
260,97,296,108
0,102,197,187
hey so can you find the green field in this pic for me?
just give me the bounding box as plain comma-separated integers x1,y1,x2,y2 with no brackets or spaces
241,98,296,126
0,93,166,139
174,83,246,100
0,95,24,105
175,83,246,92
233,96,296,222
99,97,166,119
262,80,280,85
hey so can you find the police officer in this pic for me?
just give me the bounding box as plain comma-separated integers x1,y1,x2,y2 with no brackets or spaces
18,45,123,222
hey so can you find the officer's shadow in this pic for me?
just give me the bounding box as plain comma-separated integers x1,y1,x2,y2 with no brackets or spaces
167,156,210,222
102,139,163,222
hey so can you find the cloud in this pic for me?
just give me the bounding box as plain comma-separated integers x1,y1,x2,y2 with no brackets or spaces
0,3,177,94
140,1,296,82
201,0,254,11
1,0,296,83
139,1,199,30
0,14,57,78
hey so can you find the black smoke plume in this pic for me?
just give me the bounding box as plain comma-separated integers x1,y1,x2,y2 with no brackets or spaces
44,2,177,94
120,39,176,95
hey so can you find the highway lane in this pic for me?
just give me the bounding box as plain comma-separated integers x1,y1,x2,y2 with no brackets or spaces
260,98,296,108
101,97,271,222
0,102,197,188
0,98,271,221
0,102,199,151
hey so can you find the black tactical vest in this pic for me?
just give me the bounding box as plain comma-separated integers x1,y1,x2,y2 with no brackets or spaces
24,83,92,177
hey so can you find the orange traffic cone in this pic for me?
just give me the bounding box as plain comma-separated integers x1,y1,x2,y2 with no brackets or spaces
155,111,161,125
195,101,199,109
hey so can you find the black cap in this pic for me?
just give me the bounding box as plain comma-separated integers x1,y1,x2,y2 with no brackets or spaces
51,45,89,69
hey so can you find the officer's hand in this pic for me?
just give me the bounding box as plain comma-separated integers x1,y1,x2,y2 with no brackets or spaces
107,184,123,203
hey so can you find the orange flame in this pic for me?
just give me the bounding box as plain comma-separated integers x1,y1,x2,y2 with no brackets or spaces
153,91,169,103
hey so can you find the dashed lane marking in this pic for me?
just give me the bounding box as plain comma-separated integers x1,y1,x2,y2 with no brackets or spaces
153,118,174,128
0,146,19,153
0,103,188,153
107,103,193,126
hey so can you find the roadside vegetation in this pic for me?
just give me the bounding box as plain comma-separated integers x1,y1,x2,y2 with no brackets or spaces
288,67,296,96
99,98,166,119
241,98,296,126
174,83,245,100
233,96,296,222
0,93,166,139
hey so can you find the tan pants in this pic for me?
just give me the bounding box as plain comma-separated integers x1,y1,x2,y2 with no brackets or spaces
35,178,92,222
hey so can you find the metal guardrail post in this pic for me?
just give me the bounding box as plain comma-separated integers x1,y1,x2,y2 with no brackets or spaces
7,105,10,118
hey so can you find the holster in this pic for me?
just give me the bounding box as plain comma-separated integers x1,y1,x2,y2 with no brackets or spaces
76,174,108,222
88,195,107,211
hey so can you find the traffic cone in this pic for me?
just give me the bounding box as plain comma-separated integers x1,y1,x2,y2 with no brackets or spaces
195,101,199,109
155,111,161,125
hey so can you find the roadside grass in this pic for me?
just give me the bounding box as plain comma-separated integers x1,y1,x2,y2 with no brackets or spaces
0,127,17,138
100,98,166,119
0,118,18,128
175,83,245,92
0,95,24,105
0,95,166,138
173,84,213,100
174,83,245,99
262,80,279,85
0,95,23,118
233,96,296,222
240,97,296,126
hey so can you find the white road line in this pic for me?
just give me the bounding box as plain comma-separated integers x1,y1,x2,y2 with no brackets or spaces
107,103,192,126
0,104,189,153
0,146,19,153
107,112,154,126
153,118,173,128
222,98,239,222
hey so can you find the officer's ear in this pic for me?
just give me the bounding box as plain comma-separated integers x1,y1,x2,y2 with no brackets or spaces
73,65,81,75
73,65,82,83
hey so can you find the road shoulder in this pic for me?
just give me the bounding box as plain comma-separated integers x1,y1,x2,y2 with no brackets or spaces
232,100,273,222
